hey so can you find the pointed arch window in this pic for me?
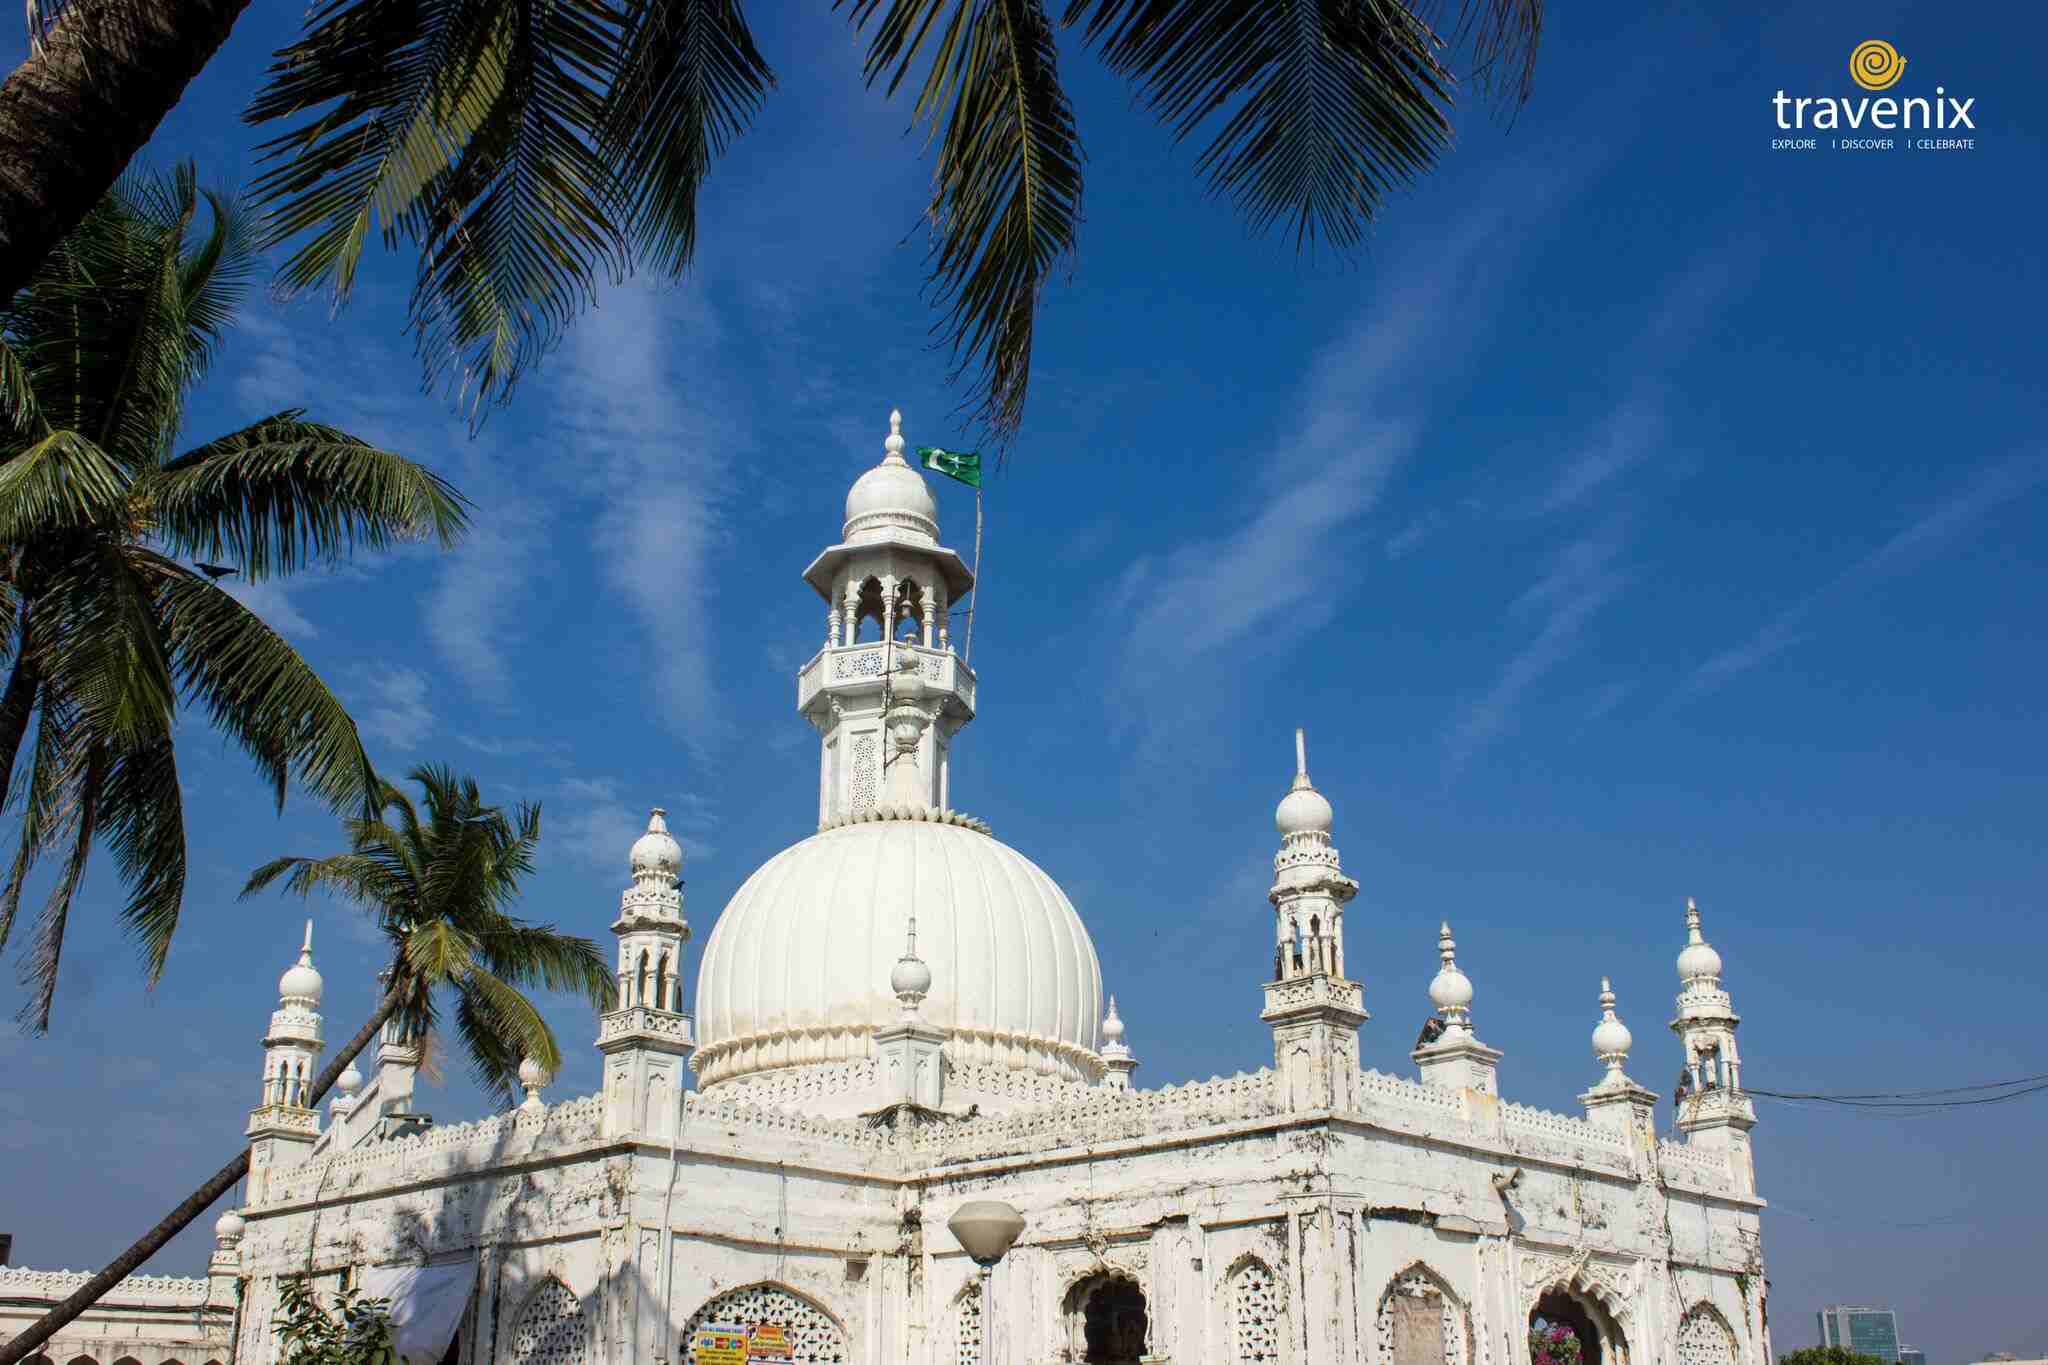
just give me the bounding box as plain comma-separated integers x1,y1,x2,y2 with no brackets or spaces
1378,1265,1470,1365
506,1277,585,1365
1677,1306,1737,1365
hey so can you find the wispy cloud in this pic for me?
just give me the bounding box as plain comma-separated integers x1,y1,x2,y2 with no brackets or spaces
1106,178,1554,730
1446,529,1631,775
1534,391,1667,516
1670,452,2048,709
358,667,435,751
565,284,733,753
546,776,716,872
222,577,318,638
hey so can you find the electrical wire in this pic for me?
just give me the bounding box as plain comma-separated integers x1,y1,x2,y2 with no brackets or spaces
1744,1073,2048,1111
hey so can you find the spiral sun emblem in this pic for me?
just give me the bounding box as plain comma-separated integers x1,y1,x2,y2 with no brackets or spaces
1849,39,1906,91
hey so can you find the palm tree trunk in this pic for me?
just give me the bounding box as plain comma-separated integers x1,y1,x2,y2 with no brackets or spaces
0,0,254,302
0,980,403,1365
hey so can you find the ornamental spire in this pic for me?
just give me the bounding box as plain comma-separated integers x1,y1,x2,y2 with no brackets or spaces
1428,920,1474,1034
1101,993,1138,1090
890,912,933,1020
1591,975,1634,1085
883,408,908,466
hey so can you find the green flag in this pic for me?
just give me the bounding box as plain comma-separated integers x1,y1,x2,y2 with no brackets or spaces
917,445,982,488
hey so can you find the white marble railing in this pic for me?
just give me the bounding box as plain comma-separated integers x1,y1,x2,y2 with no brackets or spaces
266,1095,606,1204
0,1265,214,1305
797,643,976,712
713,1058,880,1109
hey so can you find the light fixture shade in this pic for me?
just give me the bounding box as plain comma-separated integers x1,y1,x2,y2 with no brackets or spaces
948,1200,1026,1266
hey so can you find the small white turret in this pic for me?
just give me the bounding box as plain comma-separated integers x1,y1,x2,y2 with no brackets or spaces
1668,897,1758,1193
246,921,327,1202
597,807,695,1140
875,911,947,1109
1101,995,1138,1091
1580,974,1658,1164
1261,729,1367,1113
518,1055,550,1113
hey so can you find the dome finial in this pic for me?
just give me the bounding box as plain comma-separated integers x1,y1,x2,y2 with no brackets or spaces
277,918,324,1005
1677,896,1722,983
1428,919,1474,1033
890,911,933,1019
518,1055,550,1113
1275,727,1334,835
629,806,683,883
1591,975,1633,1080
883,408,908,465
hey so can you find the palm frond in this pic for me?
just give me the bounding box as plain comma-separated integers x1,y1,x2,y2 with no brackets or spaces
1064,0,1538,251
598,0,774,276
97,737,187,984
14,743,105,1034
0,338,42,435
35,542,180,756
844,0,1083,446
455,961,558,1093
150,412,469,578
250,0,629,418
151,556,377,814
0,430,129,542
0,688,73,952
475,915,613,1009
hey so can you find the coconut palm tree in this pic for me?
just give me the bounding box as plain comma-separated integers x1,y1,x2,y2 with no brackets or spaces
0,161,468,1034
0,0,1543,442
0,763,616,1365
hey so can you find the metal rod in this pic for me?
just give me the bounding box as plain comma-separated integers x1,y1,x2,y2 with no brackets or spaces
980,1264,994,1365
965,487,983,665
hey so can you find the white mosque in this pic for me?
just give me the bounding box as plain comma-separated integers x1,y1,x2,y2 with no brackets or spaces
2,413,1771,1365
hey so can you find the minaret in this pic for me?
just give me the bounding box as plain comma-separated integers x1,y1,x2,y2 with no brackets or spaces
597,809,695,1139
246,921,324,1202
1413,921,1503,1098
873,914,947,1108
1580,977,1658,1174
1100,996,1138,1091
1669,897,1757,1192
797,410,976,823
1261,730,1368,1112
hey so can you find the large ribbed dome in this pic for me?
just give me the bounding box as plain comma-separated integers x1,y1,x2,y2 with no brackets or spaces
692,817,1104,1090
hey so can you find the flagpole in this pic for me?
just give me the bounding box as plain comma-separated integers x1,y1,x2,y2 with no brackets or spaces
965,486,982,666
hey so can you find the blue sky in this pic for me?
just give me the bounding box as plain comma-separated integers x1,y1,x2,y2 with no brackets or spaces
3,2,2044,1361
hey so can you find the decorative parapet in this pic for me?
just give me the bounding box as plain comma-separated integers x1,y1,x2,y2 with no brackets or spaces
714,1059,881,1110
263,1095,607,1205
908,1068,1277,1161
683,1089,891,1151
0,1265,214,1306
1657,1139,1736,1193
945,1061,1097,1109
1357,1067,1465,1115
1500,1099,1633,1168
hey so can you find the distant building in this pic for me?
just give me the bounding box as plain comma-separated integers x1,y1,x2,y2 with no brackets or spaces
1899,1346,1926,1365
1819,1306,1903,1362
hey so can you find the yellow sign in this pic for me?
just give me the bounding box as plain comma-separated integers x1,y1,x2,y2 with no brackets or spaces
1849,39,1906,91
691,1326,750,1365
747,1323,793,1360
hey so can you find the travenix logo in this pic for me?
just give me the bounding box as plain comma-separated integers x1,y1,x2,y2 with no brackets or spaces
1771,41,1978,152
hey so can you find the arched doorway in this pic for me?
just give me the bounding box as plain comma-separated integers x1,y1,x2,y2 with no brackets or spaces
1064,1274,1148,1364
1532,1289,1627,1365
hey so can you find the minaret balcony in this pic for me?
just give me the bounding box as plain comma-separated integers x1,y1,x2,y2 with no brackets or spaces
797,642,977,719
597,1004,696,1048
